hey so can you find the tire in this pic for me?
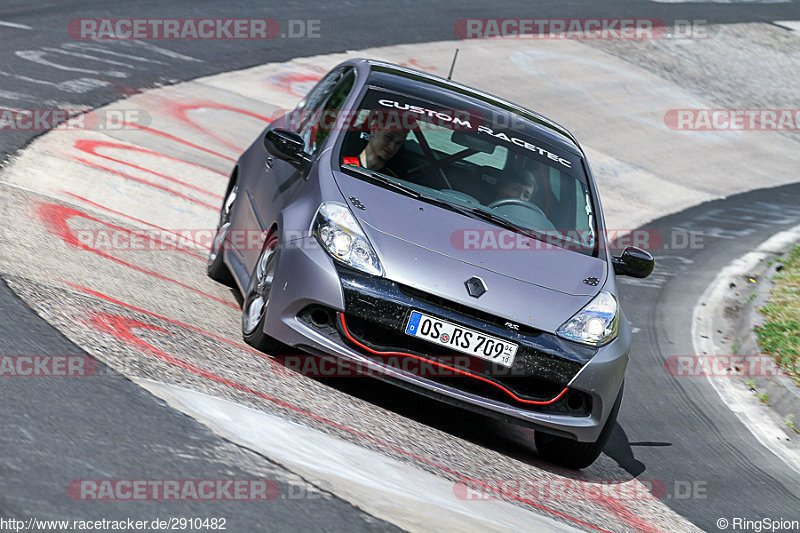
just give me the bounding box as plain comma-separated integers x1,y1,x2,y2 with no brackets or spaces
534,383,623,469
241,233,284,353
207,184,238,285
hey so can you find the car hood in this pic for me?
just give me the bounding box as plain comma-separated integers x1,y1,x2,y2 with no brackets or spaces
333,171,608,331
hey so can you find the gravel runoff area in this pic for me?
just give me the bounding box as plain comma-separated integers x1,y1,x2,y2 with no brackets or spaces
586,22,800,143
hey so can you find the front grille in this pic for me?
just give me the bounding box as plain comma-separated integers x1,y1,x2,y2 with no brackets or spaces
340,313,591,416
296,267,595,417
397,284,540,336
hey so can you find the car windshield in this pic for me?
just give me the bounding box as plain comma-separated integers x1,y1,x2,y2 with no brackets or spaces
336,88,598,255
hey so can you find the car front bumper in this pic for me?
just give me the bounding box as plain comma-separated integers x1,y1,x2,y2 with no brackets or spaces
262,236,629,442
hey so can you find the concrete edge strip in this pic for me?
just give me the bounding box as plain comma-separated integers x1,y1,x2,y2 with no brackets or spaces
134,378,583,533
692,224,800,474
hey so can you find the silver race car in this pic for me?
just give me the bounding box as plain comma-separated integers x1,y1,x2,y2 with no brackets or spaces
207,59,654,468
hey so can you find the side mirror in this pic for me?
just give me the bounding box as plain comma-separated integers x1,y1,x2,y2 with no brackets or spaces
264,129,308,165
612,246,655,278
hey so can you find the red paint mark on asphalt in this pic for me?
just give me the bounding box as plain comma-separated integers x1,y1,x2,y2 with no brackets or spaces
126,124,237,162
73,139,222,200
585,491,661,533
399,58,438,71
266,71,321,98
35,202,236,309
67,156,218,211
74,137,227,177
63,192,212,251
69,282,658,533
160,100,272,152
66,282,261,357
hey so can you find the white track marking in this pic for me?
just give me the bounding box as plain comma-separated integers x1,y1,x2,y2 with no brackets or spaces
56,78,111,93
120,40,203,62
0,89,37,103
41,46,137,68
0,20,32,29
774,20,800,32
0,71,110,94
138,379,583,533
15,50,128,78
61,42,169,64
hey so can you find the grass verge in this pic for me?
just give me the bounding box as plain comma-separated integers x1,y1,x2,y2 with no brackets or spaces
755,246,800,383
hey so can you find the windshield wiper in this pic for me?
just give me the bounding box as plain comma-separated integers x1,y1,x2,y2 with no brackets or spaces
342,165,422,199
342,164,551,244
453,205,550,243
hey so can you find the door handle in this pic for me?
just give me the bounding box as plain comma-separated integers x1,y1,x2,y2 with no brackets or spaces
265,157,274,170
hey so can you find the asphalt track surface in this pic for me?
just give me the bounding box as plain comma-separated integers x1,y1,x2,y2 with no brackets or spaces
1,1,800,531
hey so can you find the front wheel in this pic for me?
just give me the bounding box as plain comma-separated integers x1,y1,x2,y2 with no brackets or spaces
534,383,623,469
241,234,283,353
207,184,238,285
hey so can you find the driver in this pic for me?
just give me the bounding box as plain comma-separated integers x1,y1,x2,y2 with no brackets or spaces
494,169,537,203
342,118,412,177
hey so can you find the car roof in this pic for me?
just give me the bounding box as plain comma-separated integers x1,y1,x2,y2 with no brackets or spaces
360,59,584,158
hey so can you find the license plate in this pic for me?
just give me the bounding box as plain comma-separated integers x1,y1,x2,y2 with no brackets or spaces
404,310,518,367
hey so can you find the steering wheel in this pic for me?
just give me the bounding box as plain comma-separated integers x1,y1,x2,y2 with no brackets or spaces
488,198,548,218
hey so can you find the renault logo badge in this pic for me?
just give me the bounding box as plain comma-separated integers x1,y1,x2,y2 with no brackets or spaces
465,276,487,298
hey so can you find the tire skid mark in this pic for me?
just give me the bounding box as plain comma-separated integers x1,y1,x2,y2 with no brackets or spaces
72,286,624,533
35,202,236,309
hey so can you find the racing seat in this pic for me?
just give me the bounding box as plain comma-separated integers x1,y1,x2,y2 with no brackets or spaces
340,121,370,164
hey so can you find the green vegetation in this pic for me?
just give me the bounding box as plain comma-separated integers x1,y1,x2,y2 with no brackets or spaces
755,246,800,382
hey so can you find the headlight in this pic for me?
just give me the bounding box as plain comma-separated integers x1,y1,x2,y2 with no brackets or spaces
312,202,383,276
556,291,619,346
